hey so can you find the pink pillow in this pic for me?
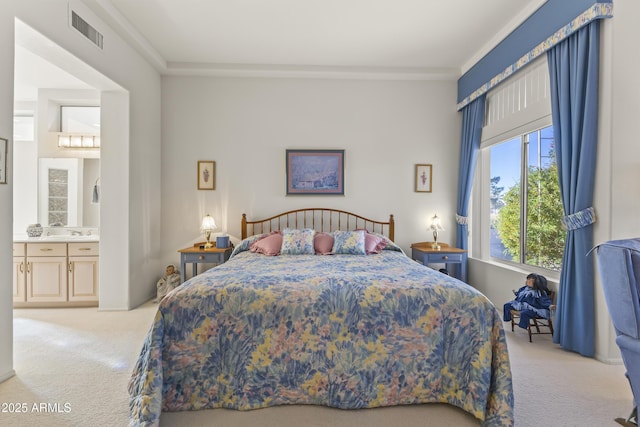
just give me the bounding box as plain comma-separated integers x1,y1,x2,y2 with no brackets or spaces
364,233,387,254
250,231,283,256
314,232,334,255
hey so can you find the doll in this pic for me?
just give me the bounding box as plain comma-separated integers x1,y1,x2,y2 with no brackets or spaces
155,264,181,302
503,273,553,329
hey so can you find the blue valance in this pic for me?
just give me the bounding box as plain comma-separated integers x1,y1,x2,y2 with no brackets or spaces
457,3,612,111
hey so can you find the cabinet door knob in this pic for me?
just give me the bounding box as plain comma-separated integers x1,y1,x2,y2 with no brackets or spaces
198,256,204,260
19,262,24,273
78,247,91,251
442,256,449,260
40,248,53,252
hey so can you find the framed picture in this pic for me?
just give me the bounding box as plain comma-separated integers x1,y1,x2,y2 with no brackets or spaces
286,149,344,195
415,164,432,192
0,138,7,184
197,161,215,190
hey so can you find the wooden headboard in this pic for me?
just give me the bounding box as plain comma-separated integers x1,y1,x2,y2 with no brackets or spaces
242,208,394,241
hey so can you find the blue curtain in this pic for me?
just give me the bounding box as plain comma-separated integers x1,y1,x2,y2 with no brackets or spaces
456,95,486,251
547,21,600,357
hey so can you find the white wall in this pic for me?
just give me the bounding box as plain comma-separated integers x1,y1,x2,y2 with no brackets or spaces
595,0,640,361
0,0,162,382
83,158,100,226
0,4,15,384
13,139,37,234
607,2,640,241
13,101,37,235
160,76,461,269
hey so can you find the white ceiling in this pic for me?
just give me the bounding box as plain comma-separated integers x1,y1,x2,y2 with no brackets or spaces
90,0,545,76
14,0,546,100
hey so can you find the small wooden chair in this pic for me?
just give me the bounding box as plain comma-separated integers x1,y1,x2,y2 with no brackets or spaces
510,291,556,342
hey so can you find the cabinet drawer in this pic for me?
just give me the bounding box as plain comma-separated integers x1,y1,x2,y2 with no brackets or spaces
27,243,67,257
182,252,225,264
424,253,464,264
13,243,25,257
69,242,99,256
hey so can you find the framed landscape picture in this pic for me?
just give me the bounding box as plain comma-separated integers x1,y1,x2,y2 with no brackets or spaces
197,161,215,190
286,149,344,195
415,164,432,192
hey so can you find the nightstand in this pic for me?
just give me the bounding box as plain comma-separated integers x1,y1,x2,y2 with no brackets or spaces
178,243,232,283
410,242,468,282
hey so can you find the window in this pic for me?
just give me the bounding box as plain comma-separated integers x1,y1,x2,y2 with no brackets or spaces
60,106,100,133
489,125,565,271
472,56,564,274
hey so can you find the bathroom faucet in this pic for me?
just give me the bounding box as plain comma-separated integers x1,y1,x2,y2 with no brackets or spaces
70,230,82,236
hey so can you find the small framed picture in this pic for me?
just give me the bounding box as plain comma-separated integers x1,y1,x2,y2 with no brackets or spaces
197,161,215,190
0,137,7,184
415,164,432,192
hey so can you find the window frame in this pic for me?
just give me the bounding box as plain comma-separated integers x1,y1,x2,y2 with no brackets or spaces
470,56,560,279
474,117,560,279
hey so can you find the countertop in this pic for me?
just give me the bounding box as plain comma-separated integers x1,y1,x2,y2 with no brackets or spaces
13,234,100,243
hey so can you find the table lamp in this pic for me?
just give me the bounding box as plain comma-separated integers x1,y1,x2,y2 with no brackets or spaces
430,214,444,250
201,214,217,248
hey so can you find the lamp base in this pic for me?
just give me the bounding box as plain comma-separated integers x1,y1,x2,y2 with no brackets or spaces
203,231,214,248
432,230,441,250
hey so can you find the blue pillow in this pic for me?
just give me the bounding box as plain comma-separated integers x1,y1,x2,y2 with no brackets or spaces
332,230,366,255
280,228,316,255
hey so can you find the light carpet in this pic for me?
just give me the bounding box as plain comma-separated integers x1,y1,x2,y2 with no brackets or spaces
0,301,633,426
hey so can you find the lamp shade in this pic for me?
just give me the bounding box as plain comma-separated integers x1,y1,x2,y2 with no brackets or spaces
430,214,444,231
201,214,217,232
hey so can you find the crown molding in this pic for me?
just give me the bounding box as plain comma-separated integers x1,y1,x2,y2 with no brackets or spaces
165,62,459,81
92,0,167,72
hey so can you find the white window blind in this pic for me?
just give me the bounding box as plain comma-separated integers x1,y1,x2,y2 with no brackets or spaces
482,57,551,147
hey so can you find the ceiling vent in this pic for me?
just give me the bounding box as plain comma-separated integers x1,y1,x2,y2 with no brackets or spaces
71,10,103,49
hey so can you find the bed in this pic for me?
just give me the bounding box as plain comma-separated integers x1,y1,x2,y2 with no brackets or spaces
128,208,513,426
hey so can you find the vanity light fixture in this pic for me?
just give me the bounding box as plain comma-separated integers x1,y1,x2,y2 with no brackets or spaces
57,133,101,149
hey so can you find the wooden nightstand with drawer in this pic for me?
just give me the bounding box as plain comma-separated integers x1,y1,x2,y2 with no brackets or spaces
410,242,468,282
178,243,233,283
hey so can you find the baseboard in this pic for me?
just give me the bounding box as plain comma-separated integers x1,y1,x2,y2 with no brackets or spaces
595,355,623,365
0,369,16,383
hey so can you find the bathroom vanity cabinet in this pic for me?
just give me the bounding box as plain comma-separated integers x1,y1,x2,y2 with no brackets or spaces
13,240,99,307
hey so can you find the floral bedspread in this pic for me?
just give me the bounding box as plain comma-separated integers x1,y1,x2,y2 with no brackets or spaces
128,249,513,426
